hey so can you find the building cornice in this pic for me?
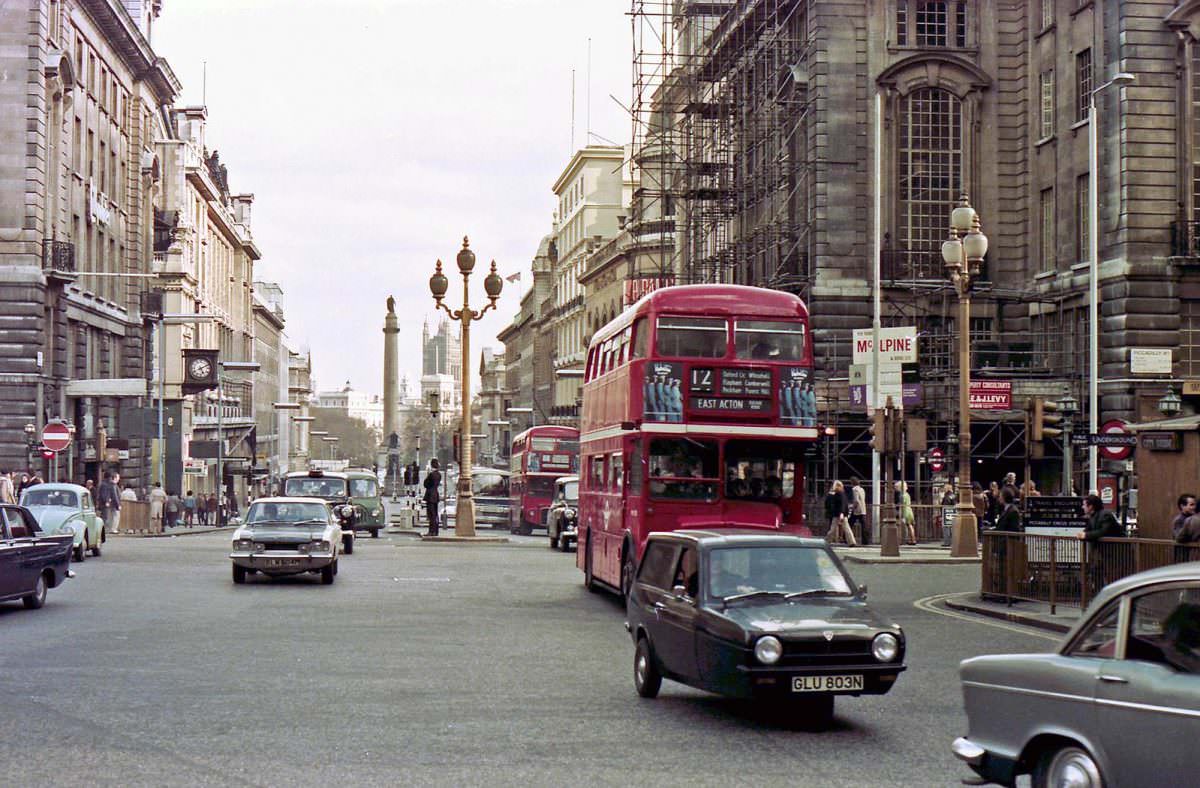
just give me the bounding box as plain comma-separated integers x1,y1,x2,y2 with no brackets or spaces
551,145,625,195
78,0,181,102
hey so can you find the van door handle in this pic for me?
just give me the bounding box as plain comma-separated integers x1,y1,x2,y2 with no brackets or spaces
1099,674,1128,684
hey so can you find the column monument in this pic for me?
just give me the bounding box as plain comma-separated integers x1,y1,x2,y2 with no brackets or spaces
382,297,401,496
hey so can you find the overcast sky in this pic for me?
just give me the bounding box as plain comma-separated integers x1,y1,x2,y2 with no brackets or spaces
154,0,630,397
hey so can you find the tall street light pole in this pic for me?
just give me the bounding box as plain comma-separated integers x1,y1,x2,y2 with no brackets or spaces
941,195,988,558
429,237,504,537
217,360,259,521
1088,72,1135,493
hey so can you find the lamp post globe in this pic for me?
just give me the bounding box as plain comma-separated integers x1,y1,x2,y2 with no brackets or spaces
429,260,449,302
456,236,476,274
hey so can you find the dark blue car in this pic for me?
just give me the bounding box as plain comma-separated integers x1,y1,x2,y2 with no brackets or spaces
0,504,73,610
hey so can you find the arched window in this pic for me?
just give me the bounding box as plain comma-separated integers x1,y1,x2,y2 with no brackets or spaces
898,88,962,268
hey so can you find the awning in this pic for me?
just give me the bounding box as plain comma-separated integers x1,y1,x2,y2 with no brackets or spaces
1125,415,1200,432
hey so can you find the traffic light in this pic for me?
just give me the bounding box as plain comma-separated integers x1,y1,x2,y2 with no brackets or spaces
1028,397,1063,459
869,410,887,454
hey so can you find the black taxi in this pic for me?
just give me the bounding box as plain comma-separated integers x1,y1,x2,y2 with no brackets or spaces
625,530,905,724
280,469,356,554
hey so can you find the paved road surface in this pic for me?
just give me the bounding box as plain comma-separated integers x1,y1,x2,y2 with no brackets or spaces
0,531,1053,786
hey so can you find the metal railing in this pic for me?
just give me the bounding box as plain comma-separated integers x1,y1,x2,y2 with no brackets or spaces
982,532,1200,612
1171,219,1200,258
41,239,75,274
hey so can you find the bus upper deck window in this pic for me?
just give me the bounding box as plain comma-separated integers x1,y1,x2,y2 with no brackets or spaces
656,317,728,358
735,320,806,361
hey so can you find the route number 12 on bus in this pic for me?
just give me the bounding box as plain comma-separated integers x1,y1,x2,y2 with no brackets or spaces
576,284,818,597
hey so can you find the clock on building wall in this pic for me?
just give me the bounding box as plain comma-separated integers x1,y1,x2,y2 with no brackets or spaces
182,348,219,394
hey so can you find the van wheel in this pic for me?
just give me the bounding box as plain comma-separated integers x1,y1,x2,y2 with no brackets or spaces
561,536,574,553
370,529,380,538
634,637,662,698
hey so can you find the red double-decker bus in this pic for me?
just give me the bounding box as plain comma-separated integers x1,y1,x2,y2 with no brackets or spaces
576,284,818,596
509,425,580,534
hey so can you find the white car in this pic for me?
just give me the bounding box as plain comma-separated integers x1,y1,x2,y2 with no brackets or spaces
20,483,104,562
229,497,342,585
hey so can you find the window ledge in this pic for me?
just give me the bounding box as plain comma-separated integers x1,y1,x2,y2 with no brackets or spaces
1070,118,1089,132
1070,261,1091,272
1036,23,1056,41
1034,270,1057,281
1070,2,1094,18
1035,135,1056,148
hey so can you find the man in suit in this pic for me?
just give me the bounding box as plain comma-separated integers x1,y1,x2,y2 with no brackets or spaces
423,459,442,537
1079,494,1123,597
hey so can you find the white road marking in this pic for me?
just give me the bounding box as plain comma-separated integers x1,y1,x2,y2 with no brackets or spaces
912,593,1061,642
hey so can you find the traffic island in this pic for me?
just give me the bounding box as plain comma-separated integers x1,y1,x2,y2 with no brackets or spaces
834,545,980,565
386,527,424,538
419,534,509,544
942,592,1078,634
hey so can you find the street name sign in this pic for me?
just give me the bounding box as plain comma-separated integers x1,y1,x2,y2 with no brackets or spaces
41,421,71,452
1129,348,1172,375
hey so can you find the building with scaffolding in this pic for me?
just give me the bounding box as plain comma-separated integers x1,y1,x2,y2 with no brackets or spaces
628,0,1200,516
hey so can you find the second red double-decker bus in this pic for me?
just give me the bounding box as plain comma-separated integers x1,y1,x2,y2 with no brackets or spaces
576,284,818,596
509,425,580,535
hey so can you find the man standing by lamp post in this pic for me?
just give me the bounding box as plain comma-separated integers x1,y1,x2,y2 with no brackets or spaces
428,237,505,537
941,196,988,557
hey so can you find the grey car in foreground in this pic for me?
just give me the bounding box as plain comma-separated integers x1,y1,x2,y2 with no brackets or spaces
953,563,1200,787
230,498,341,585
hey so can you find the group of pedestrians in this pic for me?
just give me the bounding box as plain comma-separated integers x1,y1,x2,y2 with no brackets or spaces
822,478,866,546
0,468,46,503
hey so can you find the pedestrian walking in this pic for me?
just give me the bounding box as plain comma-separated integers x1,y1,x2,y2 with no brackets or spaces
1079,494,1123,598
848,477,868,546
204,493,218,526
183,490,197,527
1172,493,1198,539
424,459,442,537
148,483,167,531
97,471,122,534
164,490,181,529
823,480,856,545
0,469,15,504
895,481,916,545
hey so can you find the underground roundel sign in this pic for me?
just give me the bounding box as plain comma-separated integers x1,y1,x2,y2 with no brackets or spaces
928,447,945,473
41,421,72,453
1097,420,1133,461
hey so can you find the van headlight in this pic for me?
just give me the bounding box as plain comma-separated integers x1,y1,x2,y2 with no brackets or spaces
754,635,783,665
872,633,900,662
371,508,380,516
564,509,576,520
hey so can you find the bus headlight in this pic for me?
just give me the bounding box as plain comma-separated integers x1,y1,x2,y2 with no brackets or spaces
754,635,783,665
872,633,900,662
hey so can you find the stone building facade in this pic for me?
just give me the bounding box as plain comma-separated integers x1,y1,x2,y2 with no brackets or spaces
251,282,287,495
626,0,1200,495
496,234,555,433
548,145,627,424
0,0,179,485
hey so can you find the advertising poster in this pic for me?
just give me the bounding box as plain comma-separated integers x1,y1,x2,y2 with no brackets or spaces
643,361,684,422
779,367,815,426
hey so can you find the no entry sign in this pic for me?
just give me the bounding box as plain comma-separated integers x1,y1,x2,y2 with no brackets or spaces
41,421,72,453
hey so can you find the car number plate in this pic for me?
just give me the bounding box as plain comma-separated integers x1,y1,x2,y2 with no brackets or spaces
266,558,299,567
792,674,863,692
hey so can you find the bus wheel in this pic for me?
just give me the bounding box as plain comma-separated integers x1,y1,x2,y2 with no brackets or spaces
584,537,598,592
621,545,636,599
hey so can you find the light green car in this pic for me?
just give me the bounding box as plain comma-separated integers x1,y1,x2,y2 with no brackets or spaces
20,483,105,562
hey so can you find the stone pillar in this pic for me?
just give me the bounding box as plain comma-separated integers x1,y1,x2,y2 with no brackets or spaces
382,297,400,445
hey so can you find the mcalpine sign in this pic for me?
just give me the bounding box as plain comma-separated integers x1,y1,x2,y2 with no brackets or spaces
852,326,918,365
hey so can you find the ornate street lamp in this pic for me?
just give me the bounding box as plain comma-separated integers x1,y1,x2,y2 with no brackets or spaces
428,237,504,537
1158,386,1183,418
941,195,988,557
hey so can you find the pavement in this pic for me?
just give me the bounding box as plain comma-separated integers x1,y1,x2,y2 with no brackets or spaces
832,543,982,565
109,523,237,538
941,591,1082,634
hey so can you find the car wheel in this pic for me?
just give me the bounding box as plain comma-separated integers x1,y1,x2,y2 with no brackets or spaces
371,529,380,539
344,536,354,555
321,563,335,584
1034,744,1104,788
22,574,47,609
634,637,662,698
73,540,85,562
232,564,246,584
91,535,102,557
332,559,339,576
